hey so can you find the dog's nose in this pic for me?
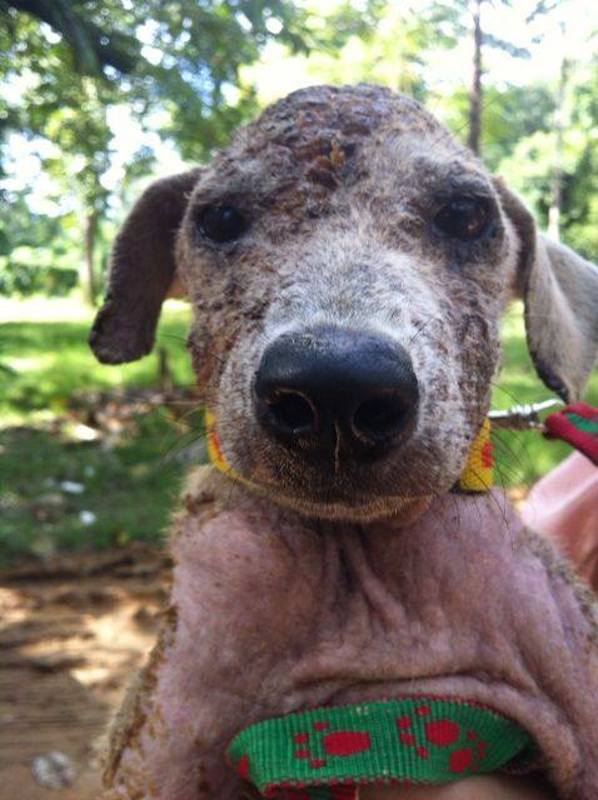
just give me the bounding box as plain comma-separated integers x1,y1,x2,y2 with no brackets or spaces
254,327,419,460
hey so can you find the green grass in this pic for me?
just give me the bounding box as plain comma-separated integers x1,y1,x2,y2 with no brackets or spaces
0,296,596,564
0,413,201,562
0,300,193,423
0,298,199,564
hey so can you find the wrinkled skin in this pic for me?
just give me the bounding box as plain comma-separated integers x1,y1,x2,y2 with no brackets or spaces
104,470,597,800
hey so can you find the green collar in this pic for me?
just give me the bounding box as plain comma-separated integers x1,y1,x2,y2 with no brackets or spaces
228,697,534,799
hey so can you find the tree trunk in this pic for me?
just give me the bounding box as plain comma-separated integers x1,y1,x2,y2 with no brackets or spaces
158,346,175,392
6,0,138,75
548,23,569,242
82,211,98,306
468,0,483,155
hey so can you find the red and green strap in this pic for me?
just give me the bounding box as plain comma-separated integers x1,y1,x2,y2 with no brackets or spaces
228,697,534,799
545,402,598,465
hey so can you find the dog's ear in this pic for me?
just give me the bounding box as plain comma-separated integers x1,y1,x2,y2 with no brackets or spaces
89,168,201,364
495,178,598,402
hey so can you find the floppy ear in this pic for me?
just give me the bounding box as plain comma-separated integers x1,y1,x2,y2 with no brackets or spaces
495,178,598,402
89,168,201,364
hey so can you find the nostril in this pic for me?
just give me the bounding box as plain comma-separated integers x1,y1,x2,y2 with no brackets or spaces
353,393,409,441
265,391,316,435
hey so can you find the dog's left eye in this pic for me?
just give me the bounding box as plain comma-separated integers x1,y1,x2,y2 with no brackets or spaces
197,204,248,243
434,197,491,241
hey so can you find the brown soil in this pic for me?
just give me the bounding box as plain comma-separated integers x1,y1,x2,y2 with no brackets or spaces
0,545,170,800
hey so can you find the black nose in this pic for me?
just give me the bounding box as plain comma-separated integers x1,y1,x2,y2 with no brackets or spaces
253,326,419,460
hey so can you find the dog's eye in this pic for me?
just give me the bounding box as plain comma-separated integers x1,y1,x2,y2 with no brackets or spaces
434,197,490,241
197,205,247,243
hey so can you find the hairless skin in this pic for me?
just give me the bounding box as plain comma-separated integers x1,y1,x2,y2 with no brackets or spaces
91,86,598,800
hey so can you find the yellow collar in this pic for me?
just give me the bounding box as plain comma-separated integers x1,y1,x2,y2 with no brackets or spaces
205,410,494,495
457,417,494,492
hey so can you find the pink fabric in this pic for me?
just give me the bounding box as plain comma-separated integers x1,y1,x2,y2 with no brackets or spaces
522,453,598,590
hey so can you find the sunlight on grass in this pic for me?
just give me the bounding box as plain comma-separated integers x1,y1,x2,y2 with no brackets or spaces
4,353,57,371
1,300,193,422
0,294,96,323
0,298,196,562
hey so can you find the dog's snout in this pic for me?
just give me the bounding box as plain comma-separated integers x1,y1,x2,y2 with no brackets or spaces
254,327,419,460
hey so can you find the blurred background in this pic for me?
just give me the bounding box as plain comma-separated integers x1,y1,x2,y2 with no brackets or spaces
0,1,596,797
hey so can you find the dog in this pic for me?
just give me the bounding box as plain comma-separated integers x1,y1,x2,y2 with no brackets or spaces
90,85,598,800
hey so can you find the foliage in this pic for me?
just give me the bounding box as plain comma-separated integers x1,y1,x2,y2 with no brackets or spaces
243,2,441,106
139,1,310,161
0,0,312,301
497,59,598,257
0,1,310,157
0,192,79,295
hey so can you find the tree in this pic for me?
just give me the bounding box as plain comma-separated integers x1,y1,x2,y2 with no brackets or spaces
242,1,437,108
42,89,113,304
497,57,598,258
468,0,483,154
427,0,535,155
2,0,141,75
547,21,570,240
0,0,311,300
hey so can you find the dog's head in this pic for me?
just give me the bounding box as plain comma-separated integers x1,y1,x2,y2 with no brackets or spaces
90,85,598,520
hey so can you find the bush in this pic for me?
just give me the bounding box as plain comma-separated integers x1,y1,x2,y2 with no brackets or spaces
0,260,78,297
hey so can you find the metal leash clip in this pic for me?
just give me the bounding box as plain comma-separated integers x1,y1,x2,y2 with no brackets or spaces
488,398,565,431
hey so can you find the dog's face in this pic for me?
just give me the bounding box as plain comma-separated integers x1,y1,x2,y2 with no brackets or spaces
177,89,511,518
90,85,598,521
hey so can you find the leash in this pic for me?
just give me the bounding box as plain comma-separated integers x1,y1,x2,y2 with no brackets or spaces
458,400,598,492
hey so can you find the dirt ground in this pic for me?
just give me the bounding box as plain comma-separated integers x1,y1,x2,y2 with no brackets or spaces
0,545,170,800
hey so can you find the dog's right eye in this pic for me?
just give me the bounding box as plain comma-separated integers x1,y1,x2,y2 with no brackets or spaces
434,197,491,241
196,205,248,244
